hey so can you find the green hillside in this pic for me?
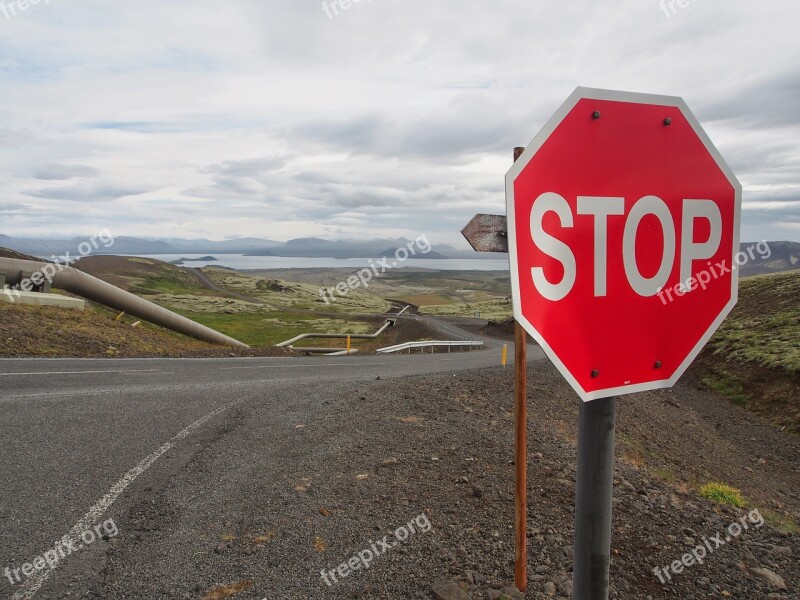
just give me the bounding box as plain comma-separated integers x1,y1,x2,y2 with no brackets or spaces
698,270,800,432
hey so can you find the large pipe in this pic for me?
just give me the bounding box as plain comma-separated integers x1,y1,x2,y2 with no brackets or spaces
0,258,248,348
276,319,395,347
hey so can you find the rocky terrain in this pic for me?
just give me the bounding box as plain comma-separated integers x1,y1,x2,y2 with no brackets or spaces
75,361,798,599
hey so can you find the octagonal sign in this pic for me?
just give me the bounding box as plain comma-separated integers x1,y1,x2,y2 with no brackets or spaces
507,87,742,402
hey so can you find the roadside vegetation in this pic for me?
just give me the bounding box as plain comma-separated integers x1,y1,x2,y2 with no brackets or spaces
699,482,747,508
695,270,800,433
706,270,800,375
0,300,222,357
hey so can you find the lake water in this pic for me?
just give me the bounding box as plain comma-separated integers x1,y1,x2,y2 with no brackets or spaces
125,254,510,272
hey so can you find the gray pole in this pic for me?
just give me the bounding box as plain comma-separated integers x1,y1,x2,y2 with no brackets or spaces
573,396,617,599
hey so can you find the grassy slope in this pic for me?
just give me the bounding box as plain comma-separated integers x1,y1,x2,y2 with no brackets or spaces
696,270,800,432
178,311,384,347
185,267,392,346
0,256,440,353
76,255,211,296
72,258,391,347
0,252,225,356
0,300,219,357
367,269,516,319
419,298,513,321
200,267,392,314
707,271,800,374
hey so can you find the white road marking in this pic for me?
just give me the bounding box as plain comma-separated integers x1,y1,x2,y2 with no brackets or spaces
219,362,389,370
11,400,237,600
0,369,161,377
217,356,491,370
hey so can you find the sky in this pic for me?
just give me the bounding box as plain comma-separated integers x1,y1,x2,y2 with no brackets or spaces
0,0,798,247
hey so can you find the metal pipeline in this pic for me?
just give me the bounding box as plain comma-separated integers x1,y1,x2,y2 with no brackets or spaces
0,258,248,348
276,319,395,348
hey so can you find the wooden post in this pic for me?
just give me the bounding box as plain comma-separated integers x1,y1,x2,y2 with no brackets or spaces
460,146,527,592
514,321,528,591
512,146,528,593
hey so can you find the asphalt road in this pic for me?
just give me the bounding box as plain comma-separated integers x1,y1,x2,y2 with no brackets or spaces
0,320,543,599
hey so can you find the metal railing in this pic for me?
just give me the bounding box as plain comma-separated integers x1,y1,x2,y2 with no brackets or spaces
376,340,485,354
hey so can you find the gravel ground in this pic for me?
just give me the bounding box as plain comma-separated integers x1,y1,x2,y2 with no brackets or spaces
46,361,798,599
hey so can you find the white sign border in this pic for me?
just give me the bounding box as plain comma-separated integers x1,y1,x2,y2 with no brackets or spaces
506,87,743,402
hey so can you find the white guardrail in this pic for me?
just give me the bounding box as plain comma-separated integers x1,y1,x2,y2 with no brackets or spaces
376,340,485,354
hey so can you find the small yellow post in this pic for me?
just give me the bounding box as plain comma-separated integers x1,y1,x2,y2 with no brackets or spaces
502,344,508,367
115,311,125,321
346,335,351,354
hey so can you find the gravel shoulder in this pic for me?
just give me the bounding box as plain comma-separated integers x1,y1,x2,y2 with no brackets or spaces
36,361,799,599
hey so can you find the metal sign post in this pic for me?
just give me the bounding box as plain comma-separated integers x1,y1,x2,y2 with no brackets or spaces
573,396,617,598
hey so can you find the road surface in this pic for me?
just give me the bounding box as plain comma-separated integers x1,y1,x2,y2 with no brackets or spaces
0,320,543,599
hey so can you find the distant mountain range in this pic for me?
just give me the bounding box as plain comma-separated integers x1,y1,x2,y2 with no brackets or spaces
1,234,796,273
0,234,496,260
737,240,800,277
243,237,450,259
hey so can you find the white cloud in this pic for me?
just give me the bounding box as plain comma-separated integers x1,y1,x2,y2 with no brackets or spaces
0,0,797,245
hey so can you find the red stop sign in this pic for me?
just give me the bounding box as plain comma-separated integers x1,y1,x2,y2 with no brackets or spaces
507,88,742,401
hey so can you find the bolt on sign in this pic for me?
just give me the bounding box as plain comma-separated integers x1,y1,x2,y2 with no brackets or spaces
506,87,742,402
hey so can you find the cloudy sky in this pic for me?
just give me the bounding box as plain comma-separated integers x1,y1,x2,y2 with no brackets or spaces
0,0,798,246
